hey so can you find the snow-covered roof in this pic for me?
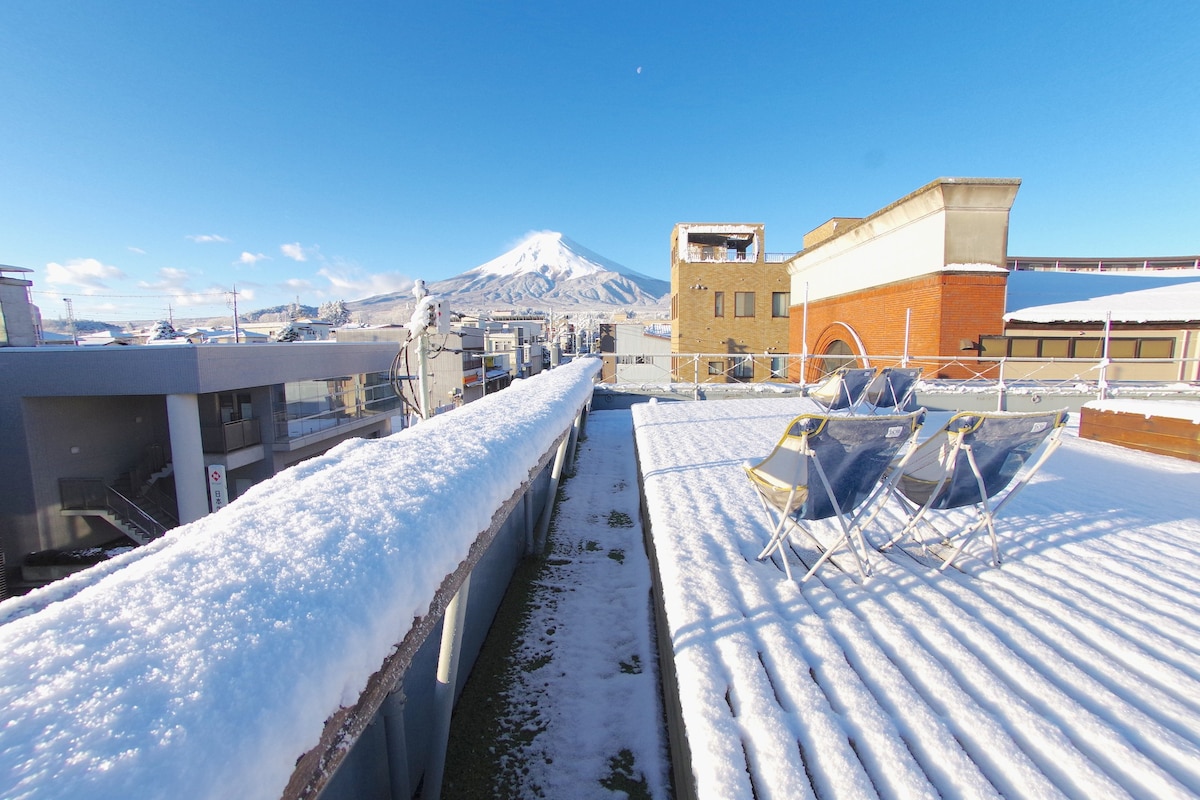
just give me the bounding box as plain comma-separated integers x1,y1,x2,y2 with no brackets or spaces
633,397,1200,798
0,358,600,799
1005,272,1200,322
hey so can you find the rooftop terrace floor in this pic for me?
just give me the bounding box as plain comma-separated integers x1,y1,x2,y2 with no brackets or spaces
632,396,1200,799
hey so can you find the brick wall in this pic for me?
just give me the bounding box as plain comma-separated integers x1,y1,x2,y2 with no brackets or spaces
788,272,1007,380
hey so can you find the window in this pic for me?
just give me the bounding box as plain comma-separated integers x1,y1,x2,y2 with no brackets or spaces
1009,338,1039,358
979,336,1008,358
981,336,1177,360
731,356,753,380
707,360,724,375
771,292,790,318
821,340,855,376
274,372,399,440
770,356,789,379
1138,339,1174,358
1039,339,1071,358
1107,339,1137,359
713,291,724,317
734,292,755,317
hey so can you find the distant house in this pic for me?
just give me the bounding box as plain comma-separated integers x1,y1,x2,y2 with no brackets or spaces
240,318,333,341
204,329,271,345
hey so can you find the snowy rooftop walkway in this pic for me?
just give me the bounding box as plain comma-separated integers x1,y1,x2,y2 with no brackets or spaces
633,396,1200,800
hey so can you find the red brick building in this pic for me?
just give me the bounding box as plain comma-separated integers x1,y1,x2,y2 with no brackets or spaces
786,178,1020,379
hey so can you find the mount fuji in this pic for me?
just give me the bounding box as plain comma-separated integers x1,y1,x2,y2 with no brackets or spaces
430,231,669,309
352,232,669,317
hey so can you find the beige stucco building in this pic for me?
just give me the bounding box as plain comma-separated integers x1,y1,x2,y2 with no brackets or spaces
669,223,792,382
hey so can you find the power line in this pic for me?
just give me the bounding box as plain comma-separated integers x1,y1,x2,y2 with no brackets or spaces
30,289,232,300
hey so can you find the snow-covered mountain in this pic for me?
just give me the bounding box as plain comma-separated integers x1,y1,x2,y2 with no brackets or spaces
430,231,668,309
352,232,669,317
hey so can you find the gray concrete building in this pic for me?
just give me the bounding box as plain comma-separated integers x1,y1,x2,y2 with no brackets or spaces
0,341,403,592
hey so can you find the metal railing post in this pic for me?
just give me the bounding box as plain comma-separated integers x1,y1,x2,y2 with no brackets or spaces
423,574,472,799
996,358,1007,411
533,432,572,554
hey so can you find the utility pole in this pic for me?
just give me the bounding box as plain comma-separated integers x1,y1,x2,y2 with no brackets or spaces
62,297,78,345
227,286,241,344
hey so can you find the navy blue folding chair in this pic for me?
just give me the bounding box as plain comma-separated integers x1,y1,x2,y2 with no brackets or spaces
745,410,924,582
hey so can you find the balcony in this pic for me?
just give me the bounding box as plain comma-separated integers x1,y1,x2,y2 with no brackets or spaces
201,418,263,454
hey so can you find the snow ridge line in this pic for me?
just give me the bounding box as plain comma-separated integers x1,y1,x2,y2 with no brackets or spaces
860,555,1200,799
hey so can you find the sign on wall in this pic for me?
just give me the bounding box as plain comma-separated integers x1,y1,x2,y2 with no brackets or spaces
207,464,228,512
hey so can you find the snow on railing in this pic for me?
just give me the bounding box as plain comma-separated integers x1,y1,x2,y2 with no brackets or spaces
0,357,601,800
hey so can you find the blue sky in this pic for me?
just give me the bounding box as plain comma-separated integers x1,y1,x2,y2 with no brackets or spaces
2,1,1197,322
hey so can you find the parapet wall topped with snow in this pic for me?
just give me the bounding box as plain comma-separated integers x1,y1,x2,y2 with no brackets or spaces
787,177,1019,302
0,357,601,800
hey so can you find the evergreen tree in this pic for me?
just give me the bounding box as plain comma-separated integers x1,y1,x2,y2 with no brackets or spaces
317,299,351,326
150,320,177,340
275,321,302,342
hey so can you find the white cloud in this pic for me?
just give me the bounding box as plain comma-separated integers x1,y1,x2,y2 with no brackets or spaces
44,258,126,293
128,246,147,255
137,267,193,294
283,278,315,292
316,265,413,300
186,234,231,244
280,243,308,262
238,252,269,265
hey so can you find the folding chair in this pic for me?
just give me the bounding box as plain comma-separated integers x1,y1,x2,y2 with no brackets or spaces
745,410,924,582
858,367,922,414
877,409,1069,570
804,367,876,412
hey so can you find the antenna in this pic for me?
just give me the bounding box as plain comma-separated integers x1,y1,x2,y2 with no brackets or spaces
62,297,78,346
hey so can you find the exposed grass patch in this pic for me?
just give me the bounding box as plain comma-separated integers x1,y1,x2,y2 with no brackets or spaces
607,510,634,528
619,654,642,675
608,548,626,564
522,653,552,672
600,748,652,799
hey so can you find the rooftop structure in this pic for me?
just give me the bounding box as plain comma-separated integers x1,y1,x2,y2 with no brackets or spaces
634,395,1200,799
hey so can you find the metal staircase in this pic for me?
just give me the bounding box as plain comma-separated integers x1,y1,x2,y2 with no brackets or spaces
59,445,180,546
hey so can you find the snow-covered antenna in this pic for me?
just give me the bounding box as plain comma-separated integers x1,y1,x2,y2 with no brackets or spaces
405,280,450,420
